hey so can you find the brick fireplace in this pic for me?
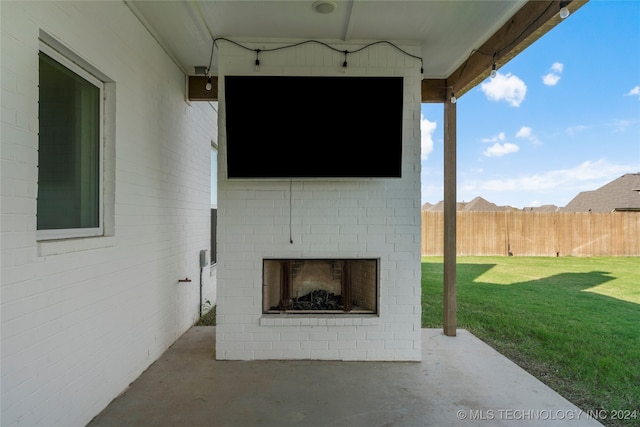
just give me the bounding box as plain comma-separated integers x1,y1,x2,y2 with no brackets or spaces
215,41,422,361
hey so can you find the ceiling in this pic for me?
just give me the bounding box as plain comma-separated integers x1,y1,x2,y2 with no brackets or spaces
126,0,582,100
127,0,527,78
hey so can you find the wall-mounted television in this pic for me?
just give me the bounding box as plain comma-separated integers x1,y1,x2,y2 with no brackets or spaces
224,75,403,179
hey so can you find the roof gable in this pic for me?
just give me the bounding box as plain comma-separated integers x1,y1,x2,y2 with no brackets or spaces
563,173,640,212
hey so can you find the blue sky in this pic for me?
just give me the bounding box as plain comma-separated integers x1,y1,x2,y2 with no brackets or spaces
420,0,640,209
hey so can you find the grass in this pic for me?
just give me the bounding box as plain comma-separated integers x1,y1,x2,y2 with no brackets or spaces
422,256,640,427
196,304,216,326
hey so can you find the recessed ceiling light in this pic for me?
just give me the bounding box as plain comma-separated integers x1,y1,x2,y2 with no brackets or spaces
313,1,336,14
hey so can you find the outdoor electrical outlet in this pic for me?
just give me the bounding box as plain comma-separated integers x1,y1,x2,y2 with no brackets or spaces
199,250,210,268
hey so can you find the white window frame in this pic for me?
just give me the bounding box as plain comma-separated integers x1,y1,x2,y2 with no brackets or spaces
37,42,105,241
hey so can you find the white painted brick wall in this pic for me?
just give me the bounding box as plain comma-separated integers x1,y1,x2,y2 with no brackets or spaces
1,2,216,426
216,41,422,361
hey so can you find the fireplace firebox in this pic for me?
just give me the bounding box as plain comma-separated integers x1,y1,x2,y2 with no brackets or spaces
263,259,378,314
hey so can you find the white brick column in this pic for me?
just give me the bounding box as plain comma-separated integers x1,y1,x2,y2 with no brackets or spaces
215,40,422,361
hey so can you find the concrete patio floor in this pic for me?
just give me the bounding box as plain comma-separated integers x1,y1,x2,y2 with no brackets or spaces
88,327,603,427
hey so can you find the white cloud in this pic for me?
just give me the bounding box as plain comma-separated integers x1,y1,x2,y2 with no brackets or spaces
483,142,519,157
515,126,542,145
482,132,507,143
566,119,638,136
420,115,437,160
542,73,561,86
516,126,532,138
566,125,589,137
466,160,637,194
551,62,564,73
542,62,564,86
625,86,640,99
482,128,539,149
610,118,636,133
480,72,527,107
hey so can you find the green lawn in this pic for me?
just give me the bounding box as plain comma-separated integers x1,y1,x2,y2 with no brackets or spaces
196,304,216,326
422,256,640,427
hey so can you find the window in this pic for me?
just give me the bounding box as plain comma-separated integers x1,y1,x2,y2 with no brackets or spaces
37,44,103,240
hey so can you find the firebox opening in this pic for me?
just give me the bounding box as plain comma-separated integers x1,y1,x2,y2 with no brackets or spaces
263,259,378,314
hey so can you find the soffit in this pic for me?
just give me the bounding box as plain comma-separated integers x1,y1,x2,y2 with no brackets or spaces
127,0,526,78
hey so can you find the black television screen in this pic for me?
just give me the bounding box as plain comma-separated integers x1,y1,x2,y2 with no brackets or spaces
224,75,403,179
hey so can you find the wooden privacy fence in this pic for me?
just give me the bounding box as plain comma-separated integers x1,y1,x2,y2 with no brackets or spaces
421,211,640,257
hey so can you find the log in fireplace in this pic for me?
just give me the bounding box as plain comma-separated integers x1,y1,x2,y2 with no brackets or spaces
263,259,378,314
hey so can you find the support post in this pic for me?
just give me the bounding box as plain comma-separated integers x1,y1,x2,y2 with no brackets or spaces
443,90,457,336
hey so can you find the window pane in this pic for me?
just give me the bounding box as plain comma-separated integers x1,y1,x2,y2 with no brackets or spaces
38,52,100,231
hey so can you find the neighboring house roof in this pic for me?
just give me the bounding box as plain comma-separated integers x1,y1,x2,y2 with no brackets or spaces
462,196,512,212
562,173,640,212
422,196,514,212
523,204,561,212
423,200,446,211
423,200,463,211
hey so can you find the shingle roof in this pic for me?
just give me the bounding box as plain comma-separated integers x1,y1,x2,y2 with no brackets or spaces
562,173,640,212
523,204,561,212
422,196,514,212
462,196,511,212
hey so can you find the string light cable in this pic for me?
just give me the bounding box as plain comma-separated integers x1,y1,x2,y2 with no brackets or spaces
204,37,424,78
202,1,569,100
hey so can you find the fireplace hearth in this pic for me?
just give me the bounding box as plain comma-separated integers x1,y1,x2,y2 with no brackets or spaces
263,259,378,314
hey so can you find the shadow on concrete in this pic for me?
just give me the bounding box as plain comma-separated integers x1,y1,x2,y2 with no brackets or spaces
88,325,604,427
421,260,639,419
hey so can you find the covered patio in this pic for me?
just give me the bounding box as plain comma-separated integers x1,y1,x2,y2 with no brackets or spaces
88,326,602,426
127,0,590,348
2,1,597,425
